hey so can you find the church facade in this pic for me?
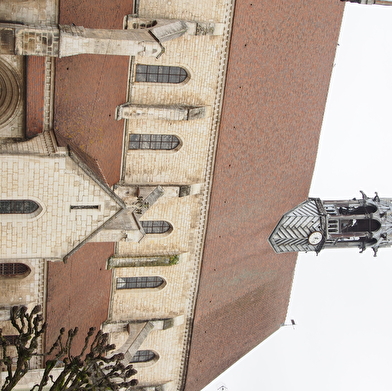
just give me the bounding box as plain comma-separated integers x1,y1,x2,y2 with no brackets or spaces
0,0,237,389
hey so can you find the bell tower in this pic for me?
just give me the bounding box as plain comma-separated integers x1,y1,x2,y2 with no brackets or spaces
269,192,392,256
341,0,392,6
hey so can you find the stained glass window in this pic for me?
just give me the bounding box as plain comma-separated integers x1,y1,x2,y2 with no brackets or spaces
0,200,39,214
129,134,180,150
0,263,30,278
135,65,188,83
116,276,165,289
140,221,171,234
130,350,156,363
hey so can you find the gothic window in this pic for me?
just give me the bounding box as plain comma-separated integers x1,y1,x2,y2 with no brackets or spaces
129,134,180,150
116,276,165,289
341,218,381,233
0,200,39,214
338,204,377,216
0,263,31,278
140,221,172,234
130,350,156,363
135,65,188,83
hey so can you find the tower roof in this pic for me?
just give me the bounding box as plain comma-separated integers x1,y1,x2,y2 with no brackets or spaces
268,199,326,254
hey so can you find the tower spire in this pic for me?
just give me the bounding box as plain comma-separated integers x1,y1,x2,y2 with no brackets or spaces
341,0,392,5
269,192,392,256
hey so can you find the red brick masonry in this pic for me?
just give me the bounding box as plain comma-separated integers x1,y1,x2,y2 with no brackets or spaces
54,0,132,186
46,243,114,354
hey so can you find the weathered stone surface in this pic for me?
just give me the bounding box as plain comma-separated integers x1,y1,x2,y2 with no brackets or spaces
0,56,23,139
116,104,207,121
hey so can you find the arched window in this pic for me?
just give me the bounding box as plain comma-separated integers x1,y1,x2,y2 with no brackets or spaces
341,219,381,233
129,134,180,150
130,350,156,363
0,200,39,214
116,276,165,289
0,263,31,278
140,221,172,234
135,65,188,83
338,204,377,215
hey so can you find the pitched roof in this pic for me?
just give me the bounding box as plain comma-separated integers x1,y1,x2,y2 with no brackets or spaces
44,0,131,353
183,1,345,390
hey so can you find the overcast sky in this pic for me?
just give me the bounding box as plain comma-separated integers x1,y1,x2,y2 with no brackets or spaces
202,4,392,391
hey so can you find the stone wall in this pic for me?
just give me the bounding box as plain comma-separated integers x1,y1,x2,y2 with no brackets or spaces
111,0,235,389
0,136,122,260
0,56,24,140
0,258,46,369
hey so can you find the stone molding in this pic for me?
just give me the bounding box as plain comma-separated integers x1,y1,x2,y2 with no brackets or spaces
0,56,24,140
107,254,182,268
125,16,225,36
0,58,22,129
0,23,162,58
0,131,66,155
116,104,208,121
174,1,236,389
1,20,198,58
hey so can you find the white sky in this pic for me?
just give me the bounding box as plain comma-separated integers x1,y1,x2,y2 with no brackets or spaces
202,4,392,391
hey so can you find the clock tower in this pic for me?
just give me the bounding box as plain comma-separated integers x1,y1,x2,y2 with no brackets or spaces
341,0,392,5
269,192,392,256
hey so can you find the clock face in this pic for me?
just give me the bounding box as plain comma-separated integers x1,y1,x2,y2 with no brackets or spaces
308,231,322,245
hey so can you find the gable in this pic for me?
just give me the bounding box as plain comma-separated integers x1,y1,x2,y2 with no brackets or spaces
0,151,123,260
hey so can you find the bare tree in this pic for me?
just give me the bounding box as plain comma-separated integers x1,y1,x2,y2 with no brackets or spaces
0,306,138,391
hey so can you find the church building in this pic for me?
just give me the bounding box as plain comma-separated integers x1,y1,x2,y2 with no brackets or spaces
0,1,345,390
